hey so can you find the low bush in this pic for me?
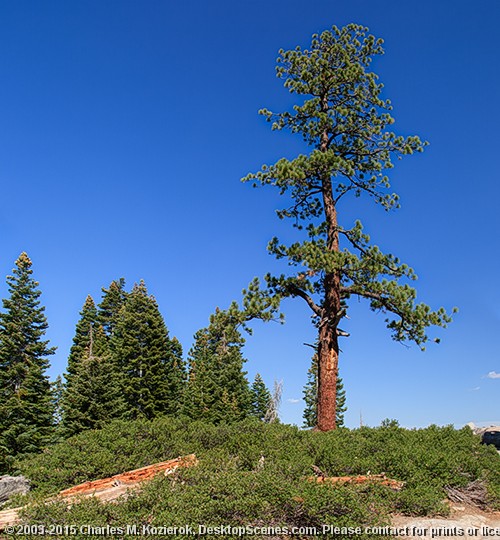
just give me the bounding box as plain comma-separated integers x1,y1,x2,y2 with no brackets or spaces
12,419,500,538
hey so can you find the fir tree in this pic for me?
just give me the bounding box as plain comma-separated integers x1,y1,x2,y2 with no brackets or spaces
243,25,455,430
61,295,126,437
183,307,251,424
52,375,64,426
250,373,272,421
112,281,185,419
64,295,98,387
166,336,186,410
302,351,346,428
97,278,127,338
0,253,55,471
61,324,126,435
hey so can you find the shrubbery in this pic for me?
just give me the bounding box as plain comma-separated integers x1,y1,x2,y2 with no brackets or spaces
11,419,500,539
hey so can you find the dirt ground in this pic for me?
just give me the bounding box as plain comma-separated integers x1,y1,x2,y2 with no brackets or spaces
392,504,500,538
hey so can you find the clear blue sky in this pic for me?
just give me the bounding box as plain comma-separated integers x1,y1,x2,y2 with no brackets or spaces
1,1,498,428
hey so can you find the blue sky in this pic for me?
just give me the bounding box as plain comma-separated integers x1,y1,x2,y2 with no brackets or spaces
0,0,498,428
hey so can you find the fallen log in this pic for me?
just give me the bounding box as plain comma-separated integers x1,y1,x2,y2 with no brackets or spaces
307,473,405,491
60,454,198,499
0,454,198,529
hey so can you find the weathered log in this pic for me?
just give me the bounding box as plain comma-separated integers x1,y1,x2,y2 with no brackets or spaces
59,454,197,498
307,473,405,491
0,454,198,529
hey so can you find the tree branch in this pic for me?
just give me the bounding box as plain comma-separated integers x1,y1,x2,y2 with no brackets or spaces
286,284,322,316
340,286,420,342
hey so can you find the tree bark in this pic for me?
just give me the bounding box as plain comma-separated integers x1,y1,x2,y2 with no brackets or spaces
316,93,342,431
317,313,339,431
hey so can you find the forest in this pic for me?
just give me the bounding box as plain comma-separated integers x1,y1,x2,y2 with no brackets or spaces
0,251,347,473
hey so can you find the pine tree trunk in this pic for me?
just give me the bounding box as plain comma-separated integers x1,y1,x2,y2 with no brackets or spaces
317,281,340,431
317,102,341,432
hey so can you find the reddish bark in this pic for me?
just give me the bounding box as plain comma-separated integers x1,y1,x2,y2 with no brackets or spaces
316,95,342,432
0,455,198,529
59,454,198,497
317,319,339,431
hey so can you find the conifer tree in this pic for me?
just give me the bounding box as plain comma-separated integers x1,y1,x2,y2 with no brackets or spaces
166,335,186,410
61,295,126,436
0,253,55,471
112,281,185,419
60,294,97,429
183,308,252,424
97,278,127,338
250,373,272,421
61,324,126,435
52,375,64,426
302,351,346,428
64,295,98,387
243,25,455,430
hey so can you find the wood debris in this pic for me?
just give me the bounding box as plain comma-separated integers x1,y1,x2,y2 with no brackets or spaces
0,454,198,529
307,472,405,491
59,454,197,499
445,479,490,510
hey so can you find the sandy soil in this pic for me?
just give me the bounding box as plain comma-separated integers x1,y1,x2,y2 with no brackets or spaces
392,504,500,538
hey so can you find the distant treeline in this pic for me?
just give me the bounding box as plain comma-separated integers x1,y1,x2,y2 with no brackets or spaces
0,253,345,473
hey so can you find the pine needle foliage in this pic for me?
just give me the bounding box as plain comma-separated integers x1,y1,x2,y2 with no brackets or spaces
63,295,98,391
97,278,127,338
61,319,126,437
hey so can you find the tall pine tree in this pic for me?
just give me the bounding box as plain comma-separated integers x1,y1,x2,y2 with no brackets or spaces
61,295,125,437
112,281,185,419
183,307,252,424
242,25,455,430
0,253,55,471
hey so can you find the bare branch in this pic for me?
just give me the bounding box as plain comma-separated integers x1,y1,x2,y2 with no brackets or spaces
286,284,322,316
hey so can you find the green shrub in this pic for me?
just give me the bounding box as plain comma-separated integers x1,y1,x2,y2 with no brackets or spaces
12,417,500,538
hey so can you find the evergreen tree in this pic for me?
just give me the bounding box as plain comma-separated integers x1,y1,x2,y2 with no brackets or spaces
302,351,346,428
183,307,251,424
64,295,98,387
243,25,455,430
250,373,272,421
0,253,55,471
97,278,127,338
61,295,126,437
52,375,64,426
61,324,126,435
166,335,186,410
112,281,185,419
60,294,97,433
